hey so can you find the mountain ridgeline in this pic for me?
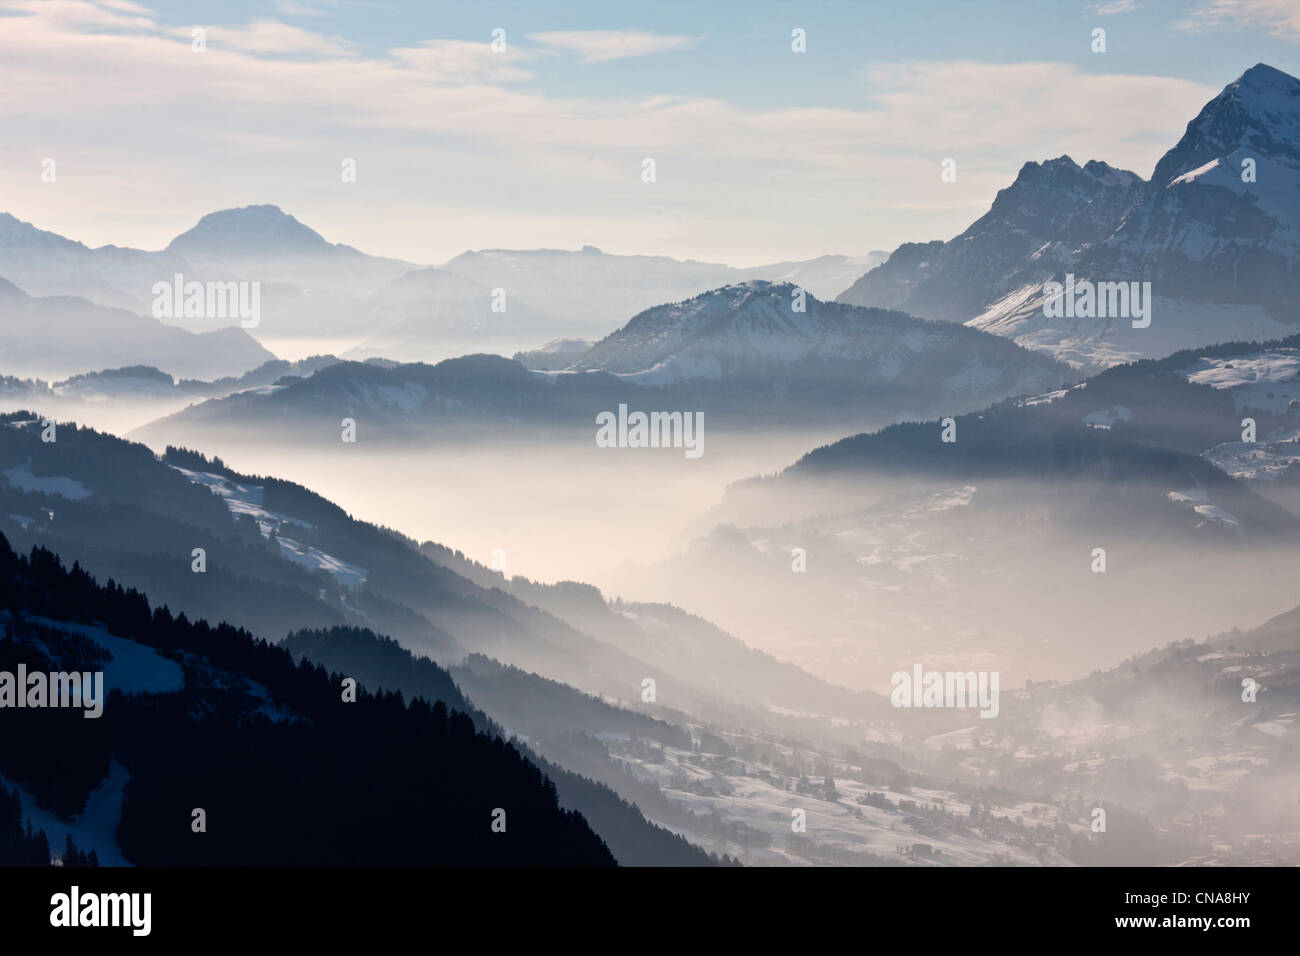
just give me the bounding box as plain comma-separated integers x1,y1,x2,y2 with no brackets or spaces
130,281,1074,447
839,63,1300,372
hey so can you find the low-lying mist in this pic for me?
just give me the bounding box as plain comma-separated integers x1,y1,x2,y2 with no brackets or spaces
132,424,852,587
610,471,1300,691
129,418,1300,701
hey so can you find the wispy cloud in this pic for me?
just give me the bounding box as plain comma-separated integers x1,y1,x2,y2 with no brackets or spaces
208,20,356,57
1092,0,1141,14
1177,0,1300,40
0,1,1221,265
274,0,330,15
99,0,152,13
528,30,700,63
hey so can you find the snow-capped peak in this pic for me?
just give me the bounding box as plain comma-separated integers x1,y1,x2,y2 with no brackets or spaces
1149,61,1300,191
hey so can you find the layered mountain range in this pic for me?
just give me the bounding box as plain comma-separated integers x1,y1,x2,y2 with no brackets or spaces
616,328,1300,690
0,277,272,381
0,205,888,364
4,60,1300,869
127,282,1072,447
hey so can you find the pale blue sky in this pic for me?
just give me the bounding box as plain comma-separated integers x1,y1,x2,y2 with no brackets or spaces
153,0,1300,106
3,0,1297,265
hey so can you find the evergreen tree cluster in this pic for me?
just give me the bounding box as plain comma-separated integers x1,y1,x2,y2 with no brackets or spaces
0,784,96,867
0,534,616,866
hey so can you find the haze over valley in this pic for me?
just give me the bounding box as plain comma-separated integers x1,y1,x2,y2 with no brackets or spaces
2,0,1299,879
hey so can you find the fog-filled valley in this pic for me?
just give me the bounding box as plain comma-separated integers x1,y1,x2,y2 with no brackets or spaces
3,21,1300,884
124,427,847,587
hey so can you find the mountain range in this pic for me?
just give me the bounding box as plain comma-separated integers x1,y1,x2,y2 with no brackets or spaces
0,355,344,434
5,60,1300,870
11,406,1285,866
839,64,1300,373
3,63,1296,386
0,277,272,381
441,246,889,332
614,329,1300,689
0,206,888,364
127,282,1072,448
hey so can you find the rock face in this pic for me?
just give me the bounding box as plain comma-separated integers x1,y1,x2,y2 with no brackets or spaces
1093,63,1300,320
839,64,1300,373
838,156,1145,323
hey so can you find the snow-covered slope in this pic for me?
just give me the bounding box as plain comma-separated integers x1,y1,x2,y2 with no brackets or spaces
512,338,595,371
570,280,1069,400
171,465,368,590
966,288,1293,372
1170,346,1300,491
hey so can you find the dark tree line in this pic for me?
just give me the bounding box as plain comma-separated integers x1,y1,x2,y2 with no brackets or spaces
0,784,96,866
0,535,615,866
284,626,727,866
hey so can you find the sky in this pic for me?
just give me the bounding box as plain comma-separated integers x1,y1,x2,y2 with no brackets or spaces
2,0,1298,267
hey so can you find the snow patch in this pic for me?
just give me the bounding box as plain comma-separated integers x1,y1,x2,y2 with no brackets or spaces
4,463,91,500
171,466,368,589
1178,349,1300,413
1,760,131,866
1083,404,1132,428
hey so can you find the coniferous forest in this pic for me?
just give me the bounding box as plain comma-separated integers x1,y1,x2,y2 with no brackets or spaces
0,536,615,865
